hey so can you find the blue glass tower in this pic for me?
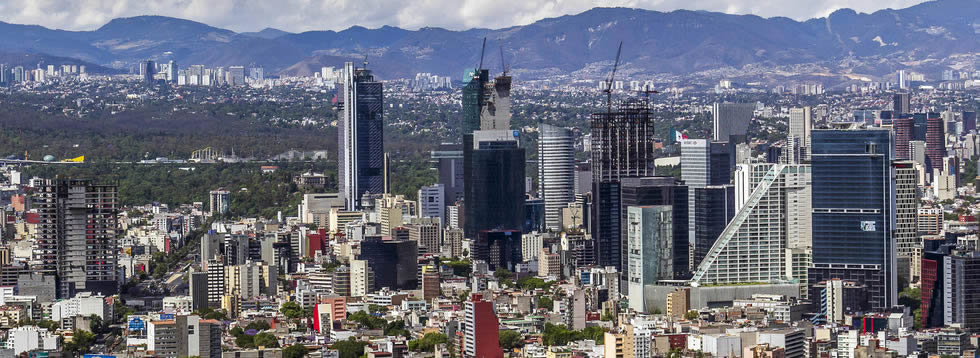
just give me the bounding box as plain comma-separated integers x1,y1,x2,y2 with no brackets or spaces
808,129,896,312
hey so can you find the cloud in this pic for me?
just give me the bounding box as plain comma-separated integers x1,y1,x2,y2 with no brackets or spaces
0,0,927,33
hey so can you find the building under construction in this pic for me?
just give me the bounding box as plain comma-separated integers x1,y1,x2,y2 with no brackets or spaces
590,97,656,273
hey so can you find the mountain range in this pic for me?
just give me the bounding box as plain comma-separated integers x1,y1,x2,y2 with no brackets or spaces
0,0,976,79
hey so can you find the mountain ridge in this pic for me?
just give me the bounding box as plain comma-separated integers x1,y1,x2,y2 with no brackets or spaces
0,1,975,79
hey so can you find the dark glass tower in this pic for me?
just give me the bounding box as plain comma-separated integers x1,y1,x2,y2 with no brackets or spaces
463,132,525,238
691,185,735,270
472,230,523,271
808,129,896,312
338,62,385,210
357,237,419,290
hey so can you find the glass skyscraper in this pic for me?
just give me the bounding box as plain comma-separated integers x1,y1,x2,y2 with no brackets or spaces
808,129,897,312
338,62,385,210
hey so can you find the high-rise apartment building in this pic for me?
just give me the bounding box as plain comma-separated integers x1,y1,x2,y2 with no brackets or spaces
808,129,897,312
893,116,914,160
204,259,225,309
226,66,245,86
417,184,445,224
925,115,946,175
893,161,920,283
591,98,656,271
338,62,385,210
712,102,755,142
140,60,155,84
462,294,503,358
209,189,230,215
538,124,575,231
33,179,119,298
408,218,442,254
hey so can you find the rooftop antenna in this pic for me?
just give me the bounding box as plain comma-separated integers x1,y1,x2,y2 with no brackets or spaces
478,37,487,71
603,41,623,114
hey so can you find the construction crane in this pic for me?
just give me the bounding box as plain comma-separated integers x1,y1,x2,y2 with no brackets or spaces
637,84,660,110
477,37,487,71
602,41,623,114
499,43,509,75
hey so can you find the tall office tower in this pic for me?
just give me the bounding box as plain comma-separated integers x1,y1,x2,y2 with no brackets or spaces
921,245,952,328
462,294,503,358
481,74,511,130
909,140,927,168
472,230,522,271
417,184,445,224
538,124,575,231
0,64,7,85
898,70,908,90
893,161,920,283
626,205,673,313
189,272,209,310
943,250,980,331
166,60,178,82
620,177,690,279
461,69,490,135
249,67,264,81
204,259,225,309
433,143,464,207
788,107,812,162
689,164,811,286
463,130,525,238
140,60,155,84
925,115,946,175
33,179,119,298
690,185,735,271
893,93,911,115
712,102,755,142
338,62,385,210
893,116,914,160
357,236,418,290
808,129,897,312
590,98,656,271
209,189,230,215
964,112,977,133
681,139,732,254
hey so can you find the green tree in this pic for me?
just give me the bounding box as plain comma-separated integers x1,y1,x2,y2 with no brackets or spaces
684,310,700,320
236,334,255,348
331,338,369,358
254,332,280,348
538,296,554,311
409,333,448,352
368,304,389,314
499,330,523,351
281,301,305,319
64,330,97,354
283,344,310,358
246,321,272,331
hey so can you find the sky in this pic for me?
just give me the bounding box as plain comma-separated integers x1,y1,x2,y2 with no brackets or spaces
0,0,929,33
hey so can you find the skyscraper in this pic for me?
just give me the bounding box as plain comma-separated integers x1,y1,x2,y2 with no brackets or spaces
893,116,914,160
417,184,445,224
788,107,812,162
209,189,230,215
681,139,732,255
472,230,522,272
463,130,525,238
925,115,946,175
712,102,755,142
626,205,673,313
591,98,656,271
690,164,811,286
893,93,910,114
433,143,464,207
691,185,735,271
943,250,980,331
893,161,920,283
538,124,575,231
808,129,897,311
140,60,155,84
338,62,385,210
620,177,689,279
166,60,178,83
34,179,119,298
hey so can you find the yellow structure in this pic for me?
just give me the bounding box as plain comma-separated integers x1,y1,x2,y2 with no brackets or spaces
62,155,84,163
